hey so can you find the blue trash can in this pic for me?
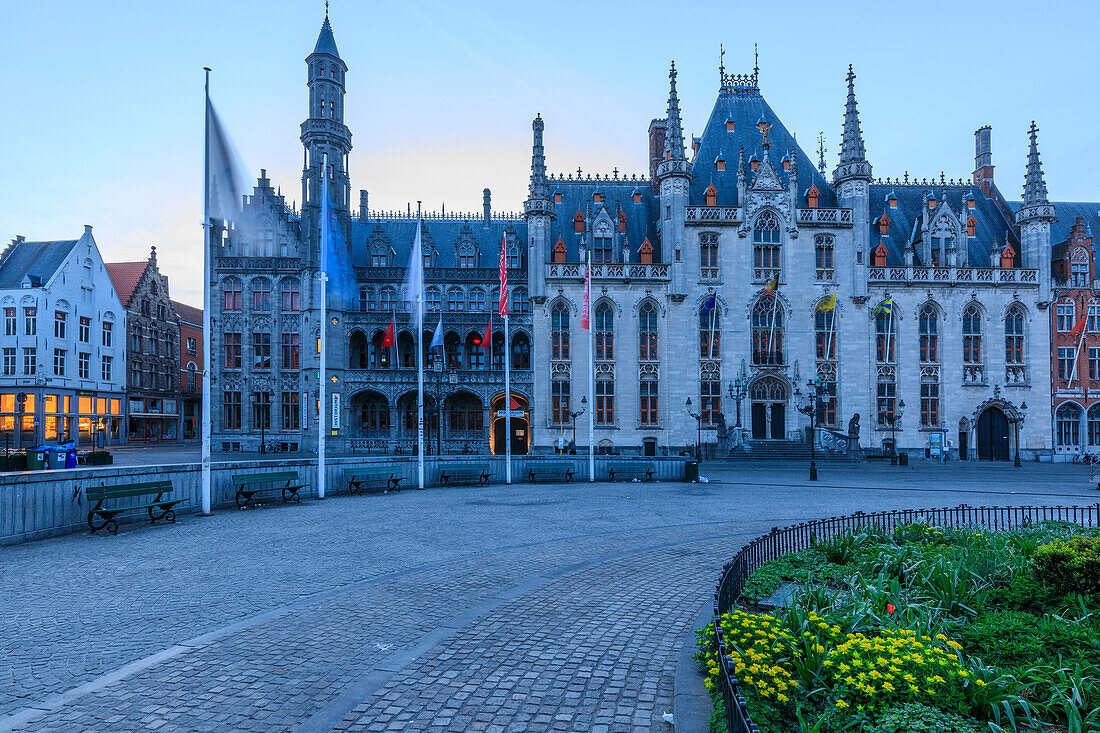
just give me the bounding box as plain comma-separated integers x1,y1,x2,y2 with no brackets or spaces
64,448,77,469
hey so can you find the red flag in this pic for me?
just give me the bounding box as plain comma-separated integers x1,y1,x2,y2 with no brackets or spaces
509,395,521,410
380,315,395,348
581,262,590,330
483,317,492,361
1070,315,1088,338
499,232,509,316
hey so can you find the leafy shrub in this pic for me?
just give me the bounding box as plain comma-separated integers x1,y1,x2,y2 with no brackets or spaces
986,569,1060,614
819,532,867,565
1033,536,1100,596
740,549,849,604
865,702,983,733
957,610,1099,671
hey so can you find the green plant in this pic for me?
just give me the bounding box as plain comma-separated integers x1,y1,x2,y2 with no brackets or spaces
865,702,984,733
1021,661,1100,732
819,532,868,566
740,549,848,604
1033,536,1100,596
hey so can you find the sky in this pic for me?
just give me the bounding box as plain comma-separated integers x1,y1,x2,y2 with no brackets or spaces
2,0,1098,306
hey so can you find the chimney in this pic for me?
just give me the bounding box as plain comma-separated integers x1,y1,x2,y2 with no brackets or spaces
973,126,994,197
83,225,92,235
359,189,369,218
648,118,667,193
483,188,491,226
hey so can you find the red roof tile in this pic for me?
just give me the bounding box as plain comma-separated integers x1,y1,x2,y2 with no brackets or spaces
171,299,203,324
104,261,148,307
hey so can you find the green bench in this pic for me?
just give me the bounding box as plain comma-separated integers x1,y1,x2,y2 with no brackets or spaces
345,466,402,494
232,471,306,508
438,462,492,487
607,461,655,482
527,461,575,483
86,480,185,535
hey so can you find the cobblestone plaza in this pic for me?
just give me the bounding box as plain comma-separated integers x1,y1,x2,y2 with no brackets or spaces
2,461,1097,732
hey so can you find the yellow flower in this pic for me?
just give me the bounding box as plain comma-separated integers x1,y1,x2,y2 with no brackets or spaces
836,699,849,709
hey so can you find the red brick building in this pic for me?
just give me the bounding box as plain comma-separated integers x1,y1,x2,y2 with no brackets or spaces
172,300,203,441
1051,213,1100,457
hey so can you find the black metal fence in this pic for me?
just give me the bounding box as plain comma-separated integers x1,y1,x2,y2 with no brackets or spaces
711,503,1100,733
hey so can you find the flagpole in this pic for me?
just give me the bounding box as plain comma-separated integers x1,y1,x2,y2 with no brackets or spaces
1069,328,1086,388
416,209,425,489
767,288,779,363
504,310,511,484
587,252,594,482
318,153,328,500
200,67,212,515
709,292,717,360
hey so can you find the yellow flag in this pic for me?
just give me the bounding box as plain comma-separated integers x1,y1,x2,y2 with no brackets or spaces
816,292,837,311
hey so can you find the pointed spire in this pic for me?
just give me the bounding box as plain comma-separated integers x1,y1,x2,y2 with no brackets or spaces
312,9,341,58
817,132,827,176
737,146,746,178
663,61,685,161
1022,121,1049,207
833,65,872,184
529,114,548,201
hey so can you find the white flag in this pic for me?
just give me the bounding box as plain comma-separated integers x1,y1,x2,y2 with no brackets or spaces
206,99,249,224
402,221,425,328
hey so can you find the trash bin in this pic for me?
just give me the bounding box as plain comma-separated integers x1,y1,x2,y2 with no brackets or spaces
49,449,69,470
685,459,699,482
898,452,909,466
64,448,77,469
27,448,47,470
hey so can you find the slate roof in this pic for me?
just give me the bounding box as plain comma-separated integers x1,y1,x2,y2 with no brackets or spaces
0,239,77,289
544,178,661,263
171,299,203,325
312,16,340,58
105,261,149,307
689,89,837,208
867,184,1019,267
349,216,529,273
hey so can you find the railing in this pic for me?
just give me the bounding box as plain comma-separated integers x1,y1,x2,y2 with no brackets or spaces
868,266,1038,286
712,504,1100,733
683,207,853,227
545,263,670,280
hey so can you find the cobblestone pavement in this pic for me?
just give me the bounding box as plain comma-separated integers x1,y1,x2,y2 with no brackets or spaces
2,461,1096,732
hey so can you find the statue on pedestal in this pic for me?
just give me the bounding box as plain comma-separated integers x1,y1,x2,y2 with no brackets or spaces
715,412,729,455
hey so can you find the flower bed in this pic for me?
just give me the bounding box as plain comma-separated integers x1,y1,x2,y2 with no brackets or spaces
698,520,1100,732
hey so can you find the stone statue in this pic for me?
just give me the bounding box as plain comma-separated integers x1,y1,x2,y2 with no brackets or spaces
715,412,729,455
848,413,861,439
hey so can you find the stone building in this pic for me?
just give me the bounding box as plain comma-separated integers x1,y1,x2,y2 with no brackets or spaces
209,11,1100,460
1049,210,1100,457
0,226,127,447
106,247,181,442
172,300,203,441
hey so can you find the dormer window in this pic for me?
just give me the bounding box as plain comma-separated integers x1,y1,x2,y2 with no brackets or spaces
633,193,642,204
639,238,653,264
806,185,820,209
554,192,562,203
928,196,936,209
552,237,567,263
873,240,888,267
967,215,976,237
593,193,603,203
705,184,718,207
782,157,791,171
878,213,890,236
715,157,726,171
750,159,760,171
888,195,898,208
618,211,627,233
573,211,585,234
1001,243,1016,269
726,120,735,132
967,198,976,209
665,150,671,161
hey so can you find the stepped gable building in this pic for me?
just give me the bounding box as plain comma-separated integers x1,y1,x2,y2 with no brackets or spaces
171,300,203,441
106,246,181,442
1048,207,1100,456
0,227,126,447
209,12,532,455
211,10,1098,460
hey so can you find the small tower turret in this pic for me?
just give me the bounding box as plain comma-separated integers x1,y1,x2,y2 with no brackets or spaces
524,114,555,302
656,61,691,298
1015,121,1055,297
833,65,872,298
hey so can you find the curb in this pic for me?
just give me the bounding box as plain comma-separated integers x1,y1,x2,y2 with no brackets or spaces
673,600,714,733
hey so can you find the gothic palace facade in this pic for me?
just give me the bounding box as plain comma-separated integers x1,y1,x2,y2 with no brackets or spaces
210,13,1100,460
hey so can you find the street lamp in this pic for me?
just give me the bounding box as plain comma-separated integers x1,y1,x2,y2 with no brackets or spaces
890,398,906,465
686,397,702,460
570,396,587,454
1011,401,1028,467
727,376,747,441
794,377,824,481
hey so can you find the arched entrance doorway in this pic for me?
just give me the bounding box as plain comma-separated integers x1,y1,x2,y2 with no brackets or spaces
976,406,1009,461
750,377,787,440
490,393,529,455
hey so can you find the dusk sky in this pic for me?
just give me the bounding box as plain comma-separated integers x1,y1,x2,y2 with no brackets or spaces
3,0,1097,305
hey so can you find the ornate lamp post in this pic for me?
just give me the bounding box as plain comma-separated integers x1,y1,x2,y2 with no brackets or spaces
570,396,587,454
1011,401,1027,467
727,376,747,444
890,398,906,465
794,377,824,481
686,397,702,460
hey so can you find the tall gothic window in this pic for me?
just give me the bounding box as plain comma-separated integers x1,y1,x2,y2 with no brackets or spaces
815,235,834,281
751,298,783,366
699,306,720,359
551,303,569,360
752,212,781,282
425,288,441,312
817,380,837,427
595,304,613,361
551,380,570,426
919,305,939,364
469,289,486,312
639,379,658,426
251,278,271,312
280,278,300,312
920,383,940,427
223,278,242,311
1088,404,1100,446
875,308,895,363
963,305,982,364
447,288,464,313
699,233,718,278
1005,306,1025,365
639,303,657,361
814,308,836,361
511,333,531,370
512,288,530,315
1072,249,1090,287
701,381,720,426
595,379,614,425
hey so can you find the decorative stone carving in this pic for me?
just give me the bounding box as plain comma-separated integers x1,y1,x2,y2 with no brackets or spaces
639,362,659,379
877,364,896,381
920,365,940,382
700,360,721,381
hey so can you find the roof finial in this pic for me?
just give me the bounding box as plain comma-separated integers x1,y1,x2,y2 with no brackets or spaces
754,43,759,78
662,60,685,161
1021,120,1049,207
719,43,725,80
817,132,827,176
325,0,329,18
834,64,871,183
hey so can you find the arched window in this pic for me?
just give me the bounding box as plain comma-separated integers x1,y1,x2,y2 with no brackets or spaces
573,211,585,234
425,287,441,312
512,288,530,315
223,278,242,311
398,332,415,369
1088,404,1100,446
751,298,782,365
380,288,396,312
349,332,369,369
919,306,938,364
551,303,569,360
1005,306,1025,365
251,278,272,312
492,333,504,370
553,238,567,263
752,212,781,282
466,332,485,369
639,303,657,361
595,304,613,361
700,305,721,359
1057,403,1082,447
1071,248,1090,288
448,394,483,432
360,395,389,432
700,232,718,278
444,332,462,369
280,278,300,312
963,305,982,364
469,289,486,312
512,333,531,370
187,363,197,391
815,308,835,361
447,288,464,313
358,287,370,312
371,331,391,369
815,234,834,280
705,183,718,207
875,307,895,363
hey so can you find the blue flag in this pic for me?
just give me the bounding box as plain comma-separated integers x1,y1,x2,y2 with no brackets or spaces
430,315,444,349
701,292,717,314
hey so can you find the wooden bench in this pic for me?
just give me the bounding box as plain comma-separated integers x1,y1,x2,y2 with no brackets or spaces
527,461,575,483
438,462,492,487
345,466,402,494
232,471,306,508
607,461,655,482
86,480,184,535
